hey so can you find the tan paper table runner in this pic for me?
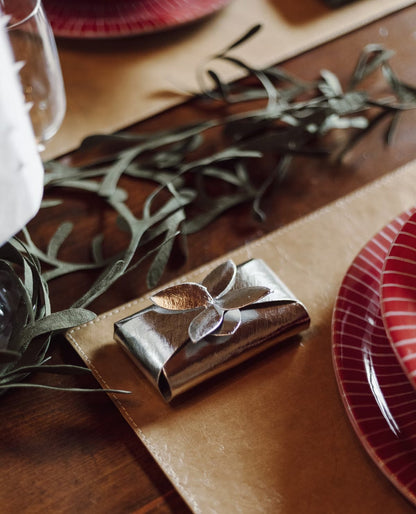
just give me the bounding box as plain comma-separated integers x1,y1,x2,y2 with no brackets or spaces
68,160,416,514
45,0,414,160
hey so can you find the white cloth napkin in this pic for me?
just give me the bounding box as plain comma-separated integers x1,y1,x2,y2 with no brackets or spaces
0,16,43,246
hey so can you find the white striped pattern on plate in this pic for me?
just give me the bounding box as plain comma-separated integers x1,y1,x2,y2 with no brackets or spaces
42,0,232,39
332,207,416,506
381,211,416,390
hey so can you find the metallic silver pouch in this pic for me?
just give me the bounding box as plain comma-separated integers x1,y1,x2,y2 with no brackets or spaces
114,259,310,401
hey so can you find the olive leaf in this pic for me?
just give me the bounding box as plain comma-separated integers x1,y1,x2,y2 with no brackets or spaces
202,260,237,298
188,304,224,343
0,241,127,394
214,309,241,337
216,286,271,310
151,283,212,311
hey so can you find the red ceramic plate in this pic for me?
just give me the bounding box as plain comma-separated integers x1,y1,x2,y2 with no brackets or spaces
43,0,232,39
381,211,416,390
332,207,416,506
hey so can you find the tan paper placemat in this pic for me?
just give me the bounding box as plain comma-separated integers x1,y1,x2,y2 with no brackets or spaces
46,0,414,160
67,160,416,513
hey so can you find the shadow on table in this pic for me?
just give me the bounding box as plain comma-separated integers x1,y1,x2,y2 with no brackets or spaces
267,0,340,25
54,10,225,55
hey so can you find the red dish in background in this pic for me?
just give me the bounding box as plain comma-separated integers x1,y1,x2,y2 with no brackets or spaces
381,210,416,391
332,207,416,507
42,0,232,39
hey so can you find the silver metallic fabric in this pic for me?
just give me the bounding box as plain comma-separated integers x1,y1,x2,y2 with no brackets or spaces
114,259,310,401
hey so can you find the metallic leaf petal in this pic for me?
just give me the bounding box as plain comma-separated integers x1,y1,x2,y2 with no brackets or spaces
202,260,236,298
217,286,271,310
151,283,212,311
214,309,241,337
188,305,223,343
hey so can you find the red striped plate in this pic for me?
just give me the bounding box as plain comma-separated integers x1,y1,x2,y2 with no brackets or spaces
332,207,416,506
381,211,416,390
42,0,232,39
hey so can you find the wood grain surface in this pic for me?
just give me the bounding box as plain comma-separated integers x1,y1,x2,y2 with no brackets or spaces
2,6,416,513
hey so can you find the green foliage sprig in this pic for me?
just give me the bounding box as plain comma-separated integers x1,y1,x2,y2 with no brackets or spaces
0,240,129,393
2,25,416,393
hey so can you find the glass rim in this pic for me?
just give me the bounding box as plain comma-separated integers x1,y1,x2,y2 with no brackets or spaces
4,0,42,30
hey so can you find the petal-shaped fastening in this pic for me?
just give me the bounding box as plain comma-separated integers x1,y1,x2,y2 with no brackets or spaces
217,286,271,310
202,260,236,298
188,304,224,343
151,283,212,311
214,309,241,337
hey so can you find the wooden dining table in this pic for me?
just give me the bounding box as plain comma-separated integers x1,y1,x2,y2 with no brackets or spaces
3,2,416,513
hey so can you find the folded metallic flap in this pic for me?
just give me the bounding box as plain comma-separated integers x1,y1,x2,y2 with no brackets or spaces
114,259,310,401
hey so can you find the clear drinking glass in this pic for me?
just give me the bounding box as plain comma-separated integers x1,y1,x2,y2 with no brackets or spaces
2,0,66,151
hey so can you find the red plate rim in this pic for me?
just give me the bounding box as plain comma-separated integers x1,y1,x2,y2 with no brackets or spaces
332,207,416,506
380,210,416,391
42,0,232,39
